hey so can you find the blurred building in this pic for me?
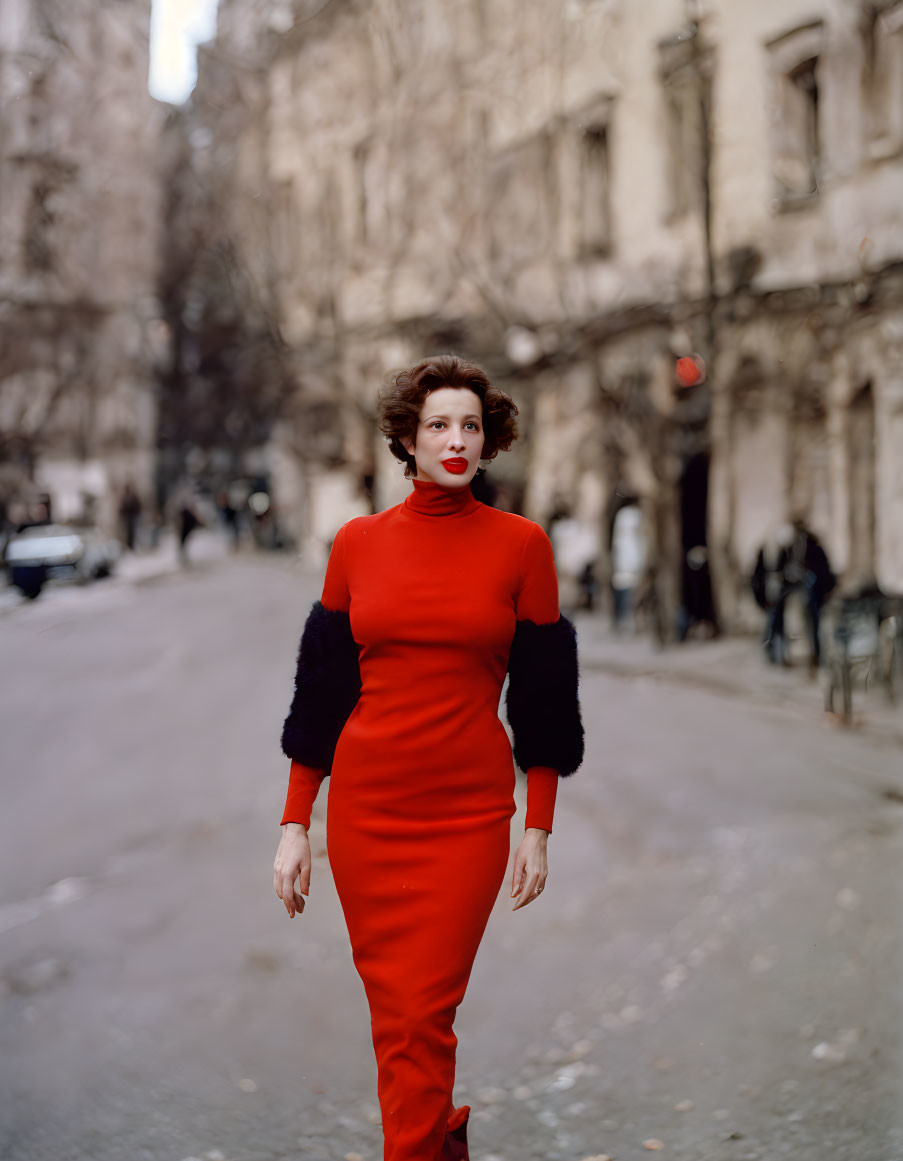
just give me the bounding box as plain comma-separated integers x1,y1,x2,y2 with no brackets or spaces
154,0,313,549
194,0,903,621
0,0,162,533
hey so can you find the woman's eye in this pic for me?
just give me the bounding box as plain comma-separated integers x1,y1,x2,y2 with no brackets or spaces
466,422,480,431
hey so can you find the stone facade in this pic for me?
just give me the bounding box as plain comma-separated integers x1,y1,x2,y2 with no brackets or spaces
0,0,162,534
199,0,903,621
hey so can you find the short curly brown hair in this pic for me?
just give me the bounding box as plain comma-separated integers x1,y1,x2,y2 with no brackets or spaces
378,354,518,478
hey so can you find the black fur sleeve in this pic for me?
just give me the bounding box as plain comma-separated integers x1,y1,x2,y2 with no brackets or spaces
505,616,584,776
280,601,361,773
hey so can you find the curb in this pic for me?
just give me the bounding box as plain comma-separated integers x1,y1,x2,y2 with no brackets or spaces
574,619,903,747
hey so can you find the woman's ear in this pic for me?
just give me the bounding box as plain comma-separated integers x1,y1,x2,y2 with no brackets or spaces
401,433,416,457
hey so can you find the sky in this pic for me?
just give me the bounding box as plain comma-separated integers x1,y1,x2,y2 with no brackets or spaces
148,0,220,104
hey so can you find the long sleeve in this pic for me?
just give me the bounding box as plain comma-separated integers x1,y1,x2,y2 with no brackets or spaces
506,524,584,832
281,760,327,828
280,525,360,824
525,766,559,833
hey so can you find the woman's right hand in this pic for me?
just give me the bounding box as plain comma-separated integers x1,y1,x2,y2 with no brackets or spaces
273,822,311,919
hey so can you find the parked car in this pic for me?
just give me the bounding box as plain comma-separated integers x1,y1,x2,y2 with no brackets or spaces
4,524,120,599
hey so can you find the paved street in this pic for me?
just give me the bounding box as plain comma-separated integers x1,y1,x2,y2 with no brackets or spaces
1,553,902,1161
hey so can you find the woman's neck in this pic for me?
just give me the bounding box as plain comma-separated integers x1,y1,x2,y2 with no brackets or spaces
403,478,480,517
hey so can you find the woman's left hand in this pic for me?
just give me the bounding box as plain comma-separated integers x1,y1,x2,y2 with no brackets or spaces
511,828,549,911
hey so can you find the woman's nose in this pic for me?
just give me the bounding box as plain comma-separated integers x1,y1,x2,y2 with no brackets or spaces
447,429,466,450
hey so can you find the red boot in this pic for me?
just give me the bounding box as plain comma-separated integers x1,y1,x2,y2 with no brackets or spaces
441,1105,471,1161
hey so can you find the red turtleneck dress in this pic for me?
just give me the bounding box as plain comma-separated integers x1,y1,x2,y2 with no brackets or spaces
282,480,565,1161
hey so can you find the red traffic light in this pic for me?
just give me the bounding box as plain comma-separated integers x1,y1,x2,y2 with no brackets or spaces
675,354,706,387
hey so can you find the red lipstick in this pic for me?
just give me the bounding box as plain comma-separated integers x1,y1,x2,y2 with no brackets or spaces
441,458,469,474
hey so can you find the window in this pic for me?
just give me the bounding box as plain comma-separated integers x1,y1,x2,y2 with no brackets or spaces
23,181,57,273
659,26,712,220
487,132,555,271
780,57,820,195
766,22,825,204
862,1,903,158
663,81,704,217
578,125,612,255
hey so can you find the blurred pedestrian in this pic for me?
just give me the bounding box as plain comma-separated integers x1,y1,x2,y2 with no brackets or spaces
678,544,719,641
751,531,789,665
217,489,240,551
611,502,648,632
578,559,599,611
549,504,598,614
790,519,836,672
174,489,202,567
118,482,142,551
273,355,584,1161
753,521,836,670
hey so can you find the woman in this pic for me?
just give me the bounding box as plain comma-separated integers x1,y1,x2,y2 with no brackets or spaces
273,355,584,1161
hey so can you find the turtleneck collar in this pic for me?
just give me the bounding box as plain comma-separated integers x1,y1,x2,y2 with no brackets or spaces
403,479,481,517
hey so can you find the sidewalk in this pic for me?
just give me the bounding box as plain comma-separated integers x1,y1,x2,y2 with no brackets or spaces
0,529,229,613
573,611,903,747
114,528,228,584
